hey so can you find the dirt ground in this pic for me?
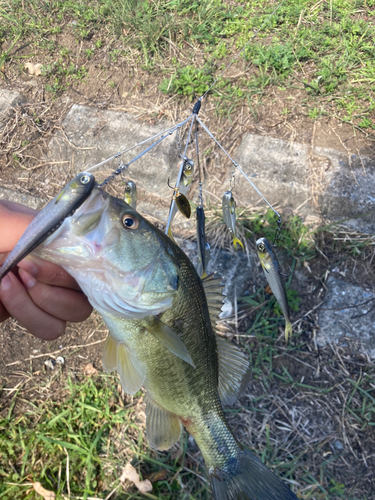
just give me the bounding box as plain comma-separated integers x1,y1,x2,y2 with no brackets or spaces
1,28,375,499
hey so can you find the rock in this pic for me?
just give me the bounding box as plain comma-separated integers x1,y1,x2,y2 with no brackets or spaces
235,134,375,234
235,134,311,215
0,187,45,210
46,104,181,221
0,89,26,129
318,276,375,357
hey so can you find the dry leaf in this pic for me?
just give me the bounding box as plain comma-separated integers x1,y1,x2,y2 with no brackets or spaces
264,285,273,295
25,62,43,76
32,482,56,500
120,463,153,494
83,363,97,376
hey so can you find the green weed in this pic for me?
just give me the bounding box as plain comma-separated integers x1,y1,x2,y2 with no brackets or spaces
1,0,375,123
0,372,205,499
160,65,214,100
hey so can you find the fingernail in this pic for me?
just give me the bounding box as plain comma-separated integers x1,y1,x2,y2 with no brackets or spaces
19,269,36,289
18,257,38,277
0,274,12,291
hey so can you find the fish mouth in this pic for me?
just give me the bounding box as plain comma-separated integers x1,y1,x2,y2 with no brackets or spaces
37,188,177,319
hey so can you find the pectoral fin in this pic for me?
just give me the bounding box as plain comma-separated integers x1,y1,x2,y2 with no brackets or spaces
146,317,195,367
145,394,182,450
102,335,117,372
103,337,146,396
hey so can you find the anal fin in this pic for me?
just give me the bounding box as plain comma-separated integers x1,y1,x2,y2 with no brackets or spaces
145,394,182,451
216,335,251,406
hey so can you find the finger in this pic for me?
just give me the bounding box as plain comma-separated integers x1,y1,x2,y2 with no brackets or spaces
0,272,66,340
0,202,37,253
17,255,82,291
19,268,92,323
0,301,10,322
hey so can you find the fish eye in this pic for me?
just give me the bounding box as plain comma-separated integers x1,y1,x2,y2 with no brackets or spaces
80,174,90,184
122,214,139,229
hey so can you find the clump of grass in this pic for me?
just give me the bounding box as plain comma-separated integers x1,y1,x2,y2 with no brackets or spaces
160,65,214,100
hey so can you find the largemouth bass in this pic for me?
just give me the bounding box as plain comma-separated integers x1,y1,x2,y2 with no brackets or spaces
0,172,96,282
256,237,292,343
17,187,296,500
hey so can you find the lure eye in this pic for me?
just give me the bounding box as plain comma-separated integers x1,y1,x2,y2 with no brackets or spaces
125,186,131,191
80,174,90,184
184,165,191,171
122,214,139,229
258,243,265,252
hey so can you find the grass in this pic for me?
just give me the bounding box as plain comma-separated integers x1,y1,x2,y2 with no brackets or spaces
2,340,374,500
0,370,209,499
0,0,374,129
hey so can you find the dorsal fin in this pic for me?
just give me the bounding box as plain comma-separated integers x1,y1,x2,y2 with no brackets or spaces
216,335,251,406
202,274,250,403
202,273,226,326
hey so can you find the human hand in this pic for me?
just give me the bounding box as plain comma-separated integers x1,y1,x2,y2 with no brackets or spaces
0,200,92,340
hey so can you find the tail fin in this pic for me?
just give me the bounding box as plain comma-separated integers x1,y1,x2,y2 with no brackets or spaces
232,236,244,251
285,320,292,343
210,447,297,500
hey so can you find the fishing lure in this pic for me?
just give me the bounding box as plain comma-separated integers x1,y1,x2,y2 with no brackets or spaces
222,190,244,250
256,237,292,343
167,179,191,219
124,180,137,209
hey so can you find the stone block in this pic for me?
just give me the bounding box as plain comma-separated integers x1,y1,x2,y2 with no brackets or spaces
47,104,181,222
318,276,375,357
235,134,375,233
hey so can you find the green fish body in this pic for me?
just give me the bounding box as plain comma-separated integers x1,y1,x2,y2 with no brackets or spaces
36,188,297,500
256,237,292,342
